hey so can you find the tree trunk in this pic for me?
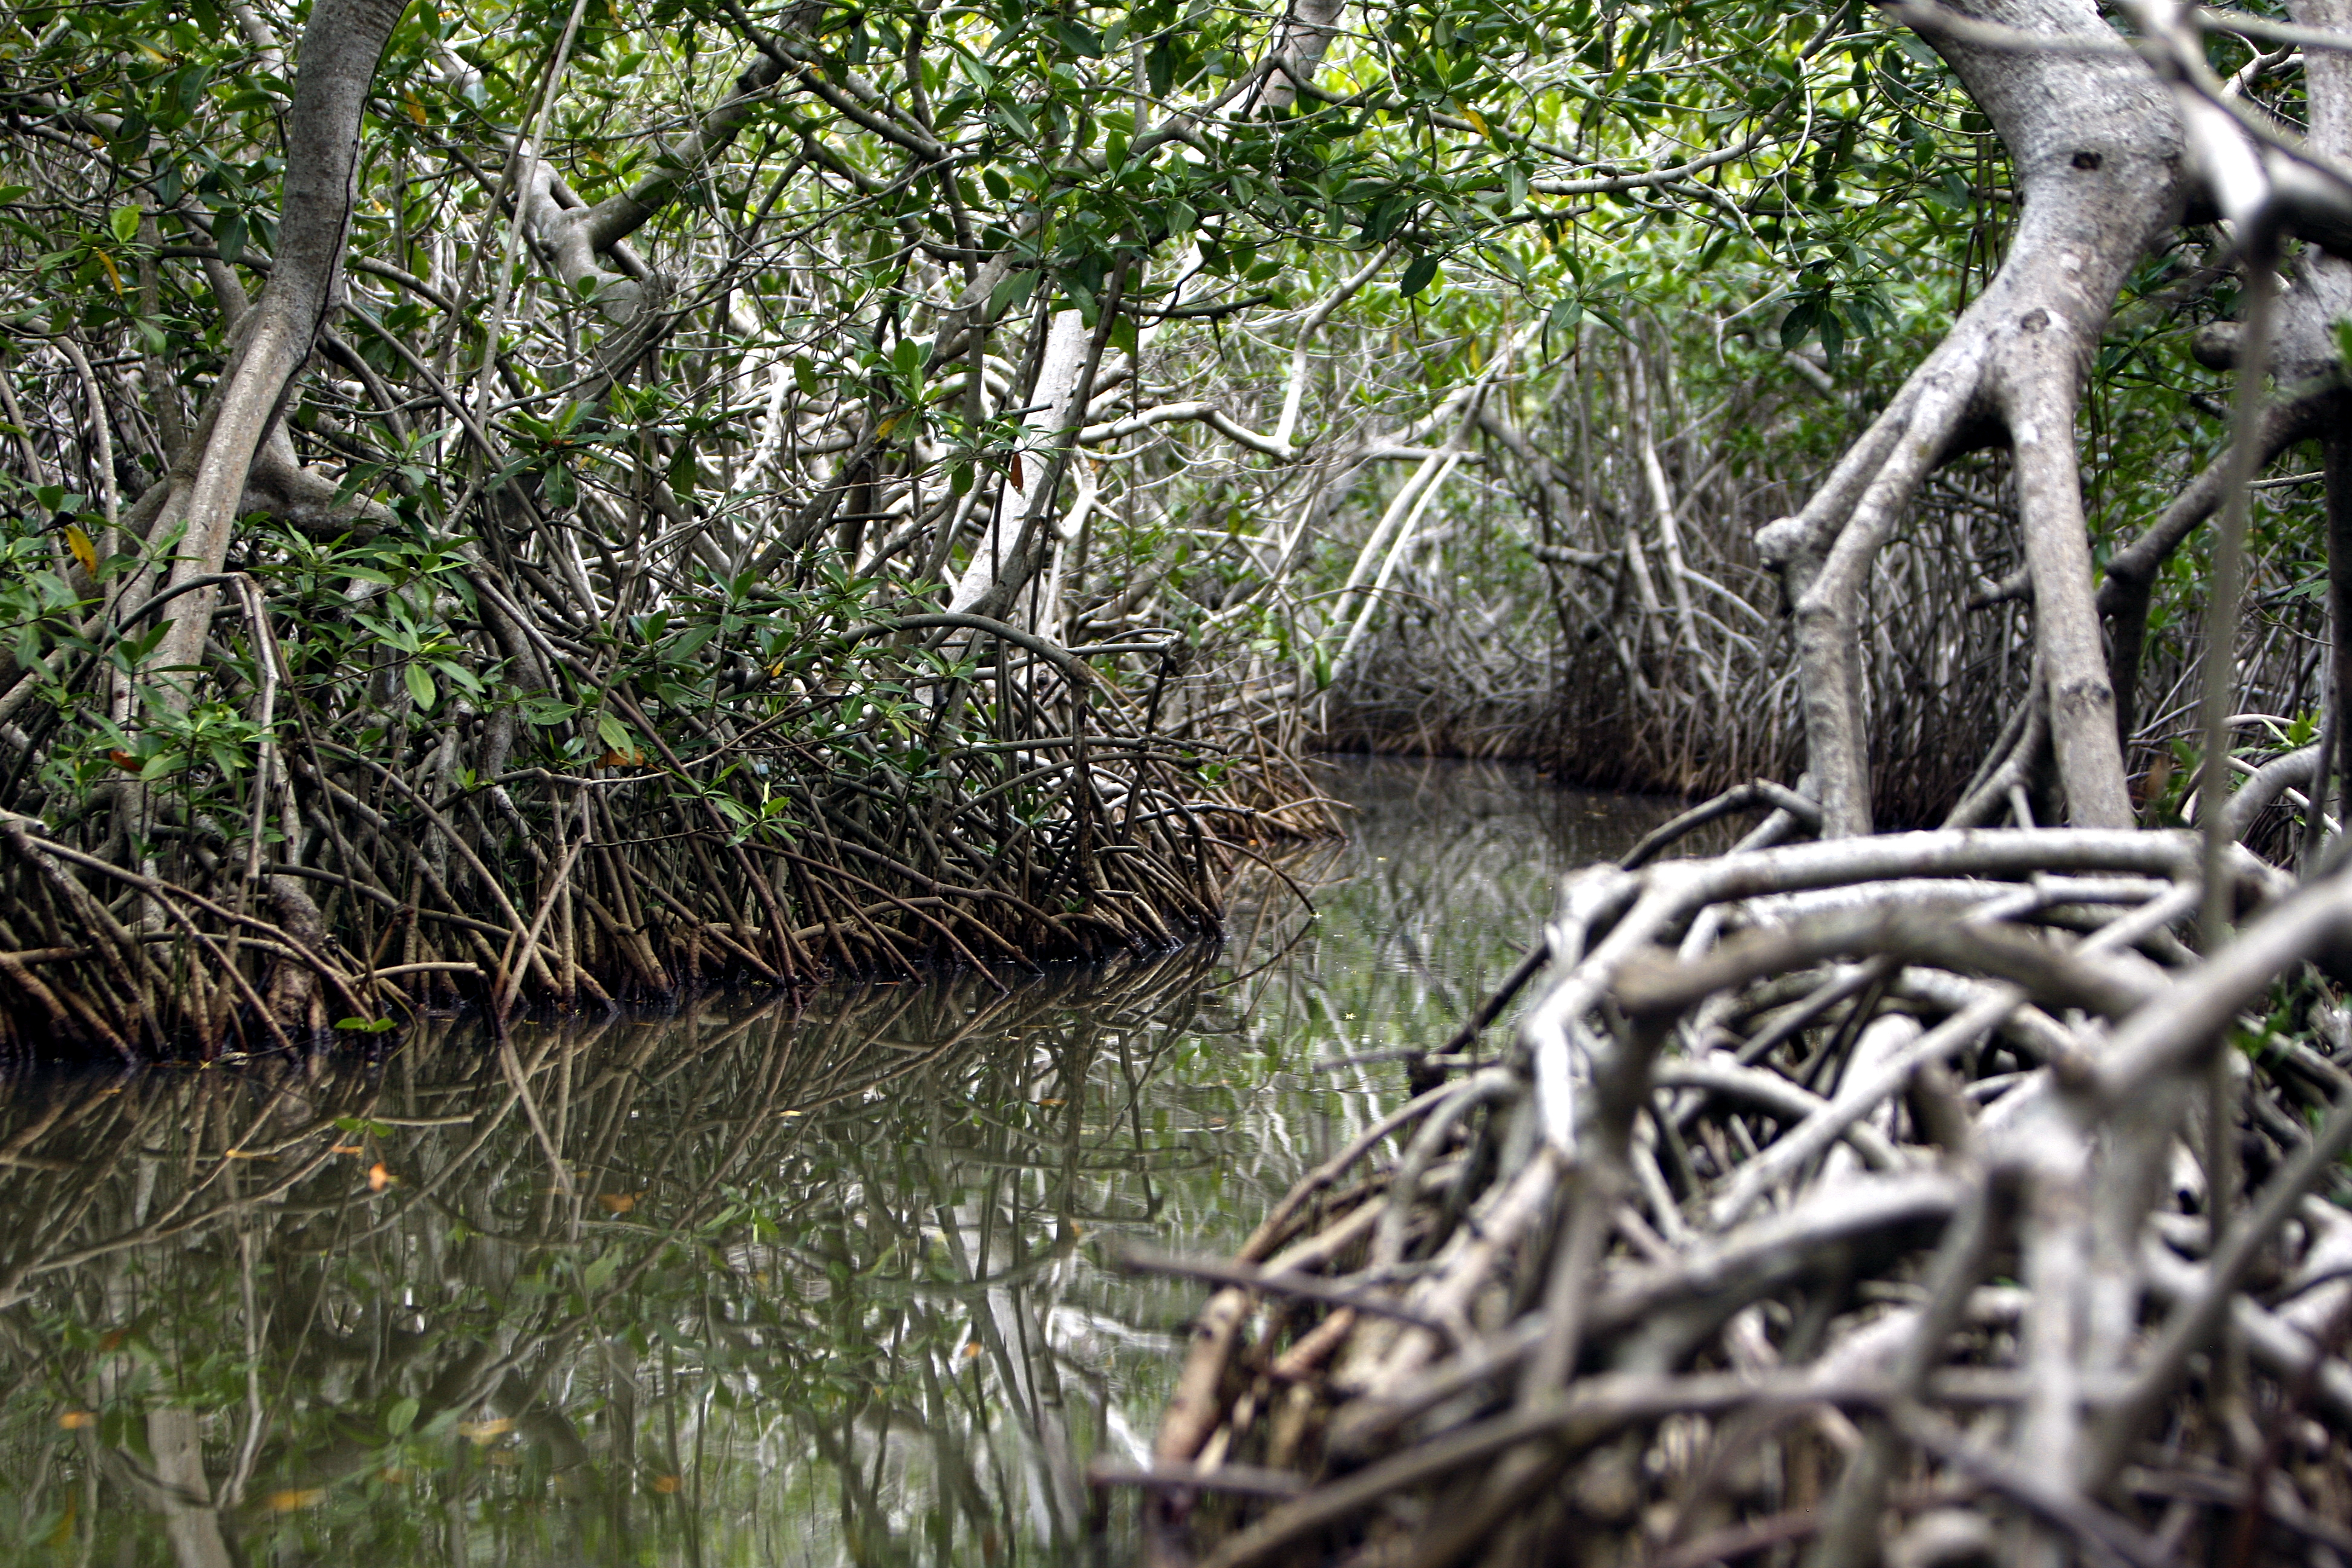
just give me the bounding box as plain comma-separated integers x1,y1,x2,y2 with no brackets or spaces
149,0,412,686
2287,0,2352,827
1762,0,2184,833
142,1408,235,1568
952,309,1093,618
1256,0,1348,114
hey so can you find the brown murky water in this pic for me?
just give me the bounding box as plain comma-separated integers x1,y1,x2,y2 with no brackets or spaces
0,757,1693,1567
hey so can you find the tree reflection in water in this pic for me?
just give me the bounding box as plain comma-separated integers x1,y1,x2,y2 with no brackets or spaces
0,759,1682,1567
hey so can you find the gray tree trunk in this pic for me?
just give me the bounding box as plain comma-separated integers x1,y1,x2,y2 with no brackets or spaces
149,0,412,685
1761,0,2184,833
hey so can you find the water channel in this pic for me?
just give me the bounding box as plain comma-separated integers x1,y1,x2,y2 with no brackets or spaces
0,758,1694,1568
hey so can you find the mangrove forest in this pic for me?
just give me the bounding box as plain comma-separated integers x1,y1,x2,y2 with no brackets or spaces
16,0,2352,1559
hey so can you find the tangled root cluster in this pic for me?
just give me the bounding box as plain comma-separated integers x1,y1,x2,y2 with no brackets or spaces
1127,800,2352,1568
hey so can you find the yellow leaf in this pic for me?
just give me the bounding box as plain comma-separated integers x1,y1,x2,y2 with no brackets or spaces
64,524,97,575
596,1192,635,1214
1462,106,1492,139
650,1474,682,1494
875,414,901,440
403,91,428,126
57,1410,94,1430
94,250,123,296
367,1162,396,1192
458,1417,515,1443
264,1489,324,1512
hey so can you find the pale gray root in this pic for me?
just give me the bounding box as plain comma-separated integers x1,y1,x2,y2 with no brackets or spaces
2224,743,2324,838
1143,826,2352,1568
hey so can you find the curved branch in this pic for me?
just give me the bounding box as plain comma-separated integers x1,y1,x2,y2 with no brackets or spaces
147,0,413,686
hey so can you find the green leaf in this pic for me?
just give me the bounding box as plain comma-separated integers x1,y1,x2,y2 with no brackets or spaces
1399,253,1441,298
988,268,1038,317
109,206,142,245
1780,299,1818,351
385,1396,419,1437
403,662,436,711
596,711,632,753
1051,18,1103,56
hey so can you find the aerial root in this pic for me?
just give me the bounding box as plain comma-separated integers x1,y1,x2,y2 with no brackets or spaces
1122,827,2352,1568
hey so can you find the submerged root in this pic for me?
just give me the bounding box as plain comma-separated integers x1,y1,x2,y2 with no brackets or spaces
1127,826,2352,1568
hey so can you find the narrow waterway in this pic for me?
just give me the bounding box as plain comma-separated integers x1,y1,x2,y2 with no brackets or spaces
0,759,1697,1567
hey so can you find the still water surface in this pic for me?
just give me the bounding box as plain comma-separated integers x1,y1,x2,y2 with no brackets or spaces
0,759,1685,1568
